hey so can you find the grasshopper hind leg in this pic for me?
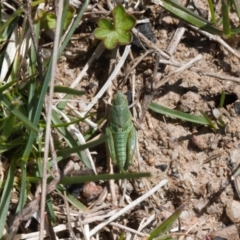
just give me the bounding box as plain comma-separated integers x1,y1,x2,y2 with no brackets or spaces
125,126,137,170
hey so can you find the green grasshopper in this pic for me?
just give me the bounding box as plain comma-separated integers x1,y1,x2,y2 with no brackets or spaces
105,91,137,173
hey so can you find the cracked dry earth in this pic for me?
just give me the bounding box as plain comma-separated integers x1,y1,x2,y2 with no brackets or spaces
52,1,240,240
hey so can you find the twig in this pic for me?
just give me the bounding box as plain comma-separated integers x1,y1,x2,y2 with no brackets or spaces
110,222,149,237
155,54,202,89
22,0,43,81
39,0,63,239
106,46,119,206
82,45,131,115
139,52,160,123
55,192,77,240
138,214,155,232
123,50,154,84
166,22,186,55
66,104,98,129
89,179,168,237
159,59,240,84
132,28,170,60
69,41,105,89
7,186,41,240
109,164,118,206
188,24,240,59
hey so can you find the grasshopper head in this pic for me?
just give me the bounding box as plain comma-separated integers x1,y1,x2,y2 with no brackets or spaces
112,92,127,105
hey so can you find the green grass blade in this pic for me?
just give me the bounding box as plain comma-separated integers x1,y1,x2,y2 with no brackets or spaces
148,205,184,239
60,172,151,184
149,102,209,125
154,236,176,240
16,161,27,213
46,195,57,223
207,0,216,23
0,0,44,36
51,110,93,168
0,160,17,237
56,185,87,211
58,0,90,58
0,80,19,93
53,86,85,96
1,113,16,141
162,0,222,35
23,0,89,161
0,9,22,36
52,117,88,128
222,0,231,38
219,91,226,107
0,136,27,153
232,0,240,20
0,93,38,133
64,191,87,211
57,134,106,159
200,111,217,129
230,27,240,34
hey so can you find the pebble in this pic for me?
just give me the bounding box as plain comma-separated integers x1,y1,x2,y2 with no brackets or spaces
226,200,240,223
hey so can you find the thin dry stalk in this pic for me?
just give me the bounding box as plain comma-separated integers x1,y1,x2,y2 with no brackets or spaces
138,214,155,232
166,22,186,55
188,25,240,59
110,222,148,237
132,28,170,60
82,45,131,115
89,179,168,237
159,59,240,83
70,41,105,89
40,0,64,238
155,54,202,89
123,49,154,84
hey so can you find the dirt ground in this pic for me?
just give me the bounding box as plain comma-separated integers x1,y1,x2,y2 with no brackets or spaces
51,0,240,239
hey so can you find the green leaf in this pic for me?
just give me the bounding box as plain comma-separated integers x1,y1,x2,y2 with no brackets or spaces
222,0,231,38
94,5,136,49
149,102,209,125
162,0,222,35
38,5,75,30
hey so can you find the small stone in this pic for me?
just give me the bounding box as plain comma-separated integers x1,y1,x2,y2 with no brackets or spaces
155,164,168,172
147,154,156,166
82,182,102,201
226,200,240,223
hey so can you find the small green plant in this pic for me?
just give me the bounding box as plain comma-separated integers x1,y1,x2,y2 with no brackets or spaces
38,5,75,30
158,0,240,38
149,102,220,129
147,205,184,240
94,5,136,49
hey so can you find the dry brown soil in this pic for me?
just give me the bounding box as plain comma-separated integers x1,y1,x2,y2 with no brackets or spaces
53,0,240,239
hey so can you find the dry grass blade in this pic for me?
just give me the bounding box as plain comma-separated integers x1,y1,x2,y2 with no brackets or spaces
89,179,168,237
155,54,202,89
82,45,131,115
